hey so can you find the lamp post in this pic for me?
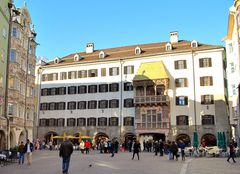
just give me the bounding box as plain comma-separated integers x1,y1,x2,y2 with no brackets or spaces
4,2,20,149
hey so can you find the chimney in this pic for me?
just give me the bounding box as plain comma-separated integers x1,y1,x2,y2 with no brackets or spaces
86,43,94,54
170,31,178,43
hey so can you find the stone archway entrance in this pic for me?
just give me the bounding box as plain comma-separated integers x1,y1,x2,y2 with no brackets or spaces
176,134,191,146
201,134,217,146
94,132,109,144
0,130,6,150
19,131,26,144
44,131,58,145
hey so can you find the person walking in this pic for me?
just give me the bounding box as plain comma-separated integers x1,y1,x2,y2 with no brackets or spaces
18,141,25,165
84,140,91,154
227,142,236,163
170,141,178,161
132,140,141,160
154,141,159,156
24,139,34,165
159,139,164,156
79,140,85,154
59,137,74,174
178,140,185,161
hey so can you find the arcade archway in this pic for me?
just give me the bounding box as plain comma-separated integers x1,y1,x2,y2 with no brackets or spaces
94,132,109,144
176,134,191,146
44,131,58,144
201,134,217,146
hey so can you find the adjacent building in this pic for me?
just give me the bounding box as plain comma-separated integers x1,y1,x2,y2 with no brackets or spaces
37,32,229,146
7,3,37,147
0,0,10,150
225,0,240,145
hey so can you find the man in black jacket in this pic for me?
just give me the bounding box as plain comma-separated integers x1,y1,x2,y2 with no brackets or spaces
59,137,73,174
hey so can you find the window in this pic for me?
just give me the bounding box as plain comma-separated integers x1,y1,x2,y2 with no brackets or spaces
60,72,67,80
228,43,233,53
50,88,58,95
88,85,97,93
176,96,188,106
199,58,212,68
124,117,134,126
201,95,214,104
175,78,188,87
175,60,187,69
41,88,48,96
88,100,97,109
124,82,133,91
124,98,134,108
39,119,47,126
78,70,87,78
136,86,144,96
12,27,17,38
87,117,96,126
101,68,106,77
109,83,119,92
10,49,16,62
68,71,77,79
78,101,86,109
40,103,48,110
109,117,119,126
67,118,76,127
98,117,107,126
58,87,66,95
200,76,213,86
99,100,108,109
49,103,56,110
99,84,108,92
109,67,119,76
191,40,198,48
124,65,134,74
146,86,154,96
135,47,141,55
68,86,77,94
77,118,86,126
202,115,215,125
57,118,65,127
176,115,189,125
57,102,65,110
78,85,87,94
142,114,146,128
88,69,98,77
99,51,105,58
230,62,235,73
109,99,119,108
49,118,56,126
8,103,14,115
166,43,172,51
67,101,76,110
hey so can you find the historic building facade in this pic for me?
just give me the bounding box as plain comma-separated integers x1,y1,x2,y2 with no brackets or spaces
0,0,10,149
225,0,240,145
38,32,229,146
7,3,37,147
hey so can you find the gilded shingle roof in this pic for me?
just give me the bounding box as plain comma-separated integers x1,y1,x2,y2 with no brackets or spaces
45,40,223,67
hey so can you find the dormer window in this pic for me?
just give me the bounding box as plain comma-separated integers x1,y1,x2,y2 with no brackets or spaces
166,43,172,51
135,46,142,55
74,54,80,61
54,57,60,64
191,40,198,48
99,51,105,59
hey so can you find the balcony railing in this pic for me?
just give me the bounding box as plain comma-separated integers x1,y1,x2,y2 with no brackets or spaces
134,95,169,104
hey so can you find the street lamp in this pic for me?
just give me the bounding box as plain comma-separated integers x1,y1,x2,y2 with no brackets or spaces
4,2,20,149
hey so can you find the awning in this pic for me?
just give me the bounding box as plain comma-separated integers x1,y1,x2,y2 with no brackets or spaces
133,61,168,81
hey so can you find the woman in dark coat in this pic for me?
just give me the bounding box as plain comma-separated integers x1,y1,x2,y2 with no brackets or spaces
132,140,141,160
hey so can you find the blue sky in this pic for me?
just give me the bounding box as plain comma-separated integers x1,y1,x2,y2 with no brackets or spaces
14,0,232,61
